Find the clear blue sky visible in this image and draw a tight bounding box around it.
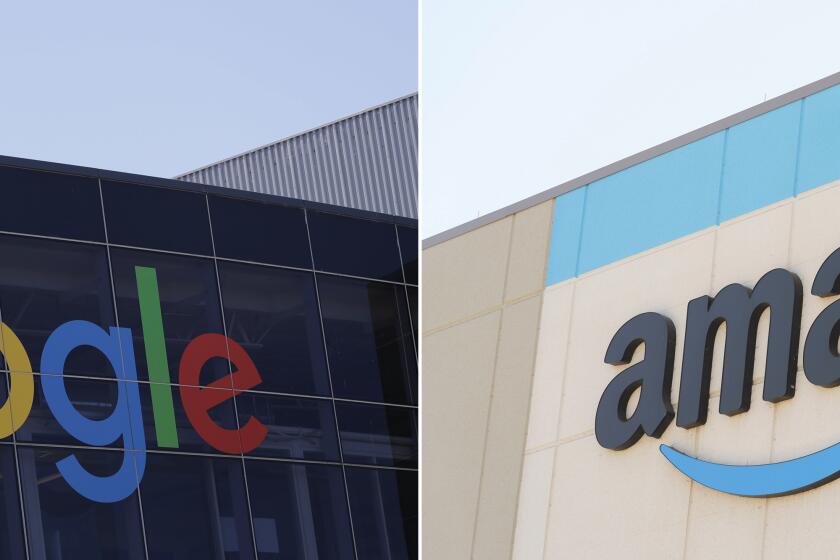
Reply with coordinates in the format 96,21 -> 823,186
423,0 -> 840,236
0,1 -> 417,178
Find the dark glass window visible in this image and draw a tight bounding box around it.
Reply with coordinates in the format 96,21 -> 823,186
110,249 -> 226,385
308,211 -> 402,281
245,460 -> 354,560
235,392 -> 340,461
0,166 -> 105,242
0,375 -> 8,443
101,181 -> 213,255
0,445 -> 26,559
209,196 -> 311,268
218,262 -> 330,396
14,375 -> 131,449
397,226 -> 418,285
0,235 -> 115,377
336,402 -> 417,468
346,467 -> 417,560
17,447 -> 146,560
317,275 -> 416,404
137,382 -> 238,454
140,453 -> 254,559
406,286 -> 418,349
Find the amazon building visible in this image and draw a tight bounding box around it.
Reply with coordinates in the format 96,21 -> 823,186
423,73 -> 840,559
0,95 -> 418,559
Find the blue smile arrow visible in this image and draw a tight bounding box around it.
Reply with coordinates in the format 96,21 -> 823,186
659,442 -> 840,497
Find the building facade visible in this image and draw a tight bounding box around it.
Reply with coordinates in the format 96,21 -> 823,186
0,145 -> 417,558
423,71 -> 840,559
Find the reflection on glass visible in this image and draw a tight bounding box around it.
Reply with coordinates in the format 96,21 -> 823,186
397,226 -> 417,285
235,392 -> 340,461
336,402 -> 418,468
308,211 -> 403,282
0,166 -> 105,242
245,460 -> 354,560
0,445 -> 26,559
218,262 -> 330,396
17,447 -> 145,560
0,235 -> 115,377
14,375 -> 128,449
209,196 -> 312,268
138,381 -> 237,454
346,467 -> 417,560
318,275 -> 416,404
110,248 -> 227,385
140,453 -> 254,559
101,181 -> 213,255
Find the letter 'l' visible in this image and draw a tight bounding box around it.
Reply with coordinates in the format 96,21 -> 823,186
135,266 -> 179,448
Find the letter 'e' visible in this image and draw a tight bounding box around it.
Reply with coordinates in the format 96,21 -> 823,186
595,312 -> 676,450
179,334 -> 268,454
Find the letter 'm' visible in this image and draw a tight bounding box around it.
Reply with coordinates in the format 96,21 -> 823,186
677,268 -> 802,428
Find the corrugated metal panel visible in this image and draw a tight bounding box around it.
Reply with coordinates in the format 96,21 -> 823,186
175,94 -> 418,219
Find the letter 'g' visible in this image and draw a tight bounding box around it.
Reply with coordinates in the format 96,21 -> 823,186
41,321 -> 146,503
0,322 -> 35,438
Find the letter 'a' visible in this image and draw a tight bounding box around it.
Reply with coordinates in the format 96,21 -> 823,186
595,312 -> 676,450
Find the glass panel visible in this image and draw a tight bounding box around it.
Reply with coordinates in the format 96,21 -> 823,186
110,248 -> 227,385
0,235 -> 116,377
335,402 -> 418,468
0,165 -> 105,241
218,261 -> 329,396
308,211 -> 402,281
235,392 -> 340,461
317,275 -> 416,404
209,196 -> 312,268
397,226 -> 417,285
140,453 -> 254,559
345,467 -> 417,560
0,375 -> 9,443
138,382 -> 238,454
101,181 -> 213,255
13,374 -> 130,449
0,445 -> 26,559
17,447 -> 146,560
406,285 -> 418,348
245,460 -> 354,560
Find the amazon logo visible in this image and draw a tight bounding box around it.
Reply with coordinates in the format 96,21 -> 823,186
596,245 -> 840,497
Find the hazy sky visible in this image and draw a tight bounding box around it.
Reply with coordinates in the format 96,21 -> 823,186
0,1 -> 417,178
423,0 -> 840,237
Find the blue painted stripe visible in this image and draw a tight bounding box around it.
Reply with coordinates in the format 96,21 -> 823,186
578,133 -> 724,275
660,443 -> 840,497
545,83 -> 840,287
545,188 -> 586,285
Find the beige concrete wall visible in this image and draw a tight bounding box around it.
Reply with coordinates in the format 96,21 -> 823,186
513,178 -> 840,559
422,200 -> 553,560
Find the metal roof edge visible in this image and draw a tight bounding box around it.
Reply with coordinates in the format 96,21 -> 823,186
174,92 -> 418,179
423,70 -> 840,249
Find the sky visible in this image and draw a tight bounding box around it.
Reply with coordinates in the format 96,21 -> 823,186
0,1 -> 417,178
422,0 -> 840,237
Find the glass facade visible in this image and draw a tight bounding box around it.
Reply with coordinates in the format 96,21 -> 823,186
0,164 -> 418,559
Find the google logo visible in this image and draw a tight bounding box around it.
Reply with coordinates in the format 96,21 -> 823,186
0,265 -> 267,504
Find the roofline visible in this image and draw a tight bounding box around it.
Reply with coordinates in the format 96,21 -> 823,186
0,153 -> 417,228
423,70 -> 840,249
174,92 -> 418,179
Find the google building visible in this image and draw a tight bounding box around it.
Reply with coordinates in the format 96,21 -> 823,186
0,95 -> 417,559
423,72 -> 840,558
